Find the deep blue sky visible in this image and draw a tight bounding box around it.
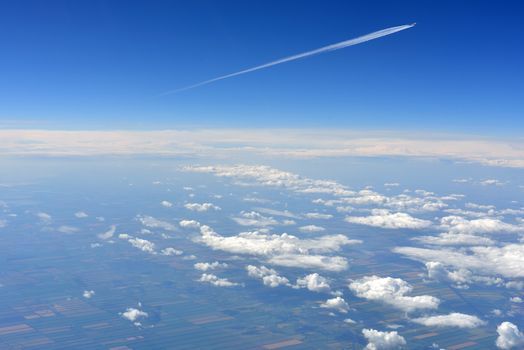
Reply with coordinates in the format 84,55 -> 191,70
0,0 -> 523,134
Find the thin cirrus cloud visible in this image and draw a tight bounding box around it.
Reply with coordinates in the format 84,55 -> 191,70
160,24 -> 415,94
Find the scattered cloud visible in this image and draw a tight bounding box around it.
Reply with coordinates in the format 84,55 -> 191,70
137,215 -> 177,231
98,225 -> 116,240
414,233 -> 495,246
424,261 -> 505,288
480,179 -> 506,186
299,225 -> 325,233
128,237 -> 156,254
304,212 -> 333,219
268,254 -> 349,272
233,211 -> 279,227
383,194 -> 448,213
453,178 -> 471,183
37,212 -> 52,223
184,165 -> 354,197
229,211 -> 297,227
465,202 -> 496,210
179,219 -> 201,228
75,211 -> 88,218
161,200 -> 173,208
492,309 -> 504,317
255,208 -> 299,219
338,190 -> 386,205
161,247 -> 183,256
57,225 -> 79,234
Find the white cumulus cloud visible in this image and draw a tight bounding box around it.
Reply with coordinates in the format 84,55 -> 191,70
198,273 -> 239,287
299,225 -> 326,233
440,216 -> 524,235
137,215 -> 177,231
194,261 -> 228,271
161,247 -> 183,256
184,202 -> 221,212
394,244 -> 524,279
304,213 -> 333,219
161,200 -> 173,208
348,275 -> 439,312
246,265 -> 290,288
268,254 -> 349,272
320,296 -> 350,313
197,224 -> 358,271
37,212 -> 52,223
98,225 -> 116,240
496,322 -> 524,349
362,328 -> 406,350
128,238 -> 156,254
345,209 -> 432,230
411,313 -> 486,328
414,233 -> 495,246
179,219 -> 201,228
295,273 -> 331,293
233,211 -> 279,227
83,290 -> 95,299
57,225 -> 79,234
121,307 -> 148,322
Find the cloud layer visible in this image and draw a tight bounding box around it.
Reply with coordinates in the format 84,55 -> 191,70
2,129 -> 524,168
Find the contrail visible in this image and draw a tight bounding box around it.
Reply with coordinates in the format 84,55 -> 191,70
161,23 -> 415,95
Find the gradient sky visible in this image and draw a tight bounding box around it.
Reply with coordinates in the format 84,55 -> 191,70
0,0 -> 523,134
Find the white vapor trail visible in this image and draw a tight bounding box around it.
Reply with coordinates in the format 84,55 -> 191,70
161,23 -> 415,95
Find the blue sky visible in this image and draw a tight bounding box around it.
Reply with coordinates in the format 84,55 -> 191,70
0,0 -> 523,134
